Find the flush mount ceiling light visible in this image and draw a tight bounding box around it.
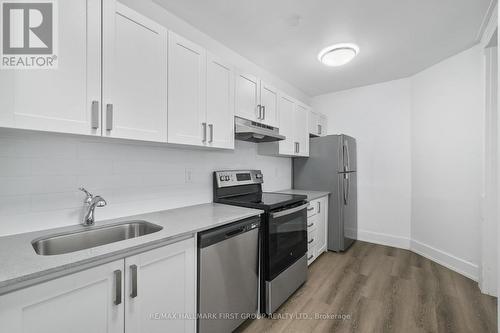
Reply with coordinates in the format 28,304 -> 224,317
318,43 -> 360,67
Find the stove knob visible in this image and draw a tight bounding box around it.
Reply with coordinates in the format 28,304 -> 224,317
219,176 -> 225,181
225,176 -> 230,181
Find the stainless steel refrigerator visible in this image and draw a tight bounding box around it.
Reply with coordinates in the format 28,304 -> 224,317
293,134 -> 357,252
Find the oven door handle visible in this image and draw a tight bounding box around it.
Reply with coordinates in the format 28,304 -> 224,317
270,203 -> 309,218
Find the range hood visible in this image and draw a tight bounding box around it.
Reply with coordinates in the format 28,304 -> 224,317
235,117 -> 286,143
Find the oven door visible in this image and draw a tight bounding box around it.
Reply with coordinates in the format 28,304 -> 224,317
266,202 -> 308,281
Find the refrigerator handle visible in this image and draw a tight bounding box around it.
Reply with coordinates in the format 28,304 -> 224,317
346,174 -> 350,204
345,140 -> 350,172
343,174 -> 347,205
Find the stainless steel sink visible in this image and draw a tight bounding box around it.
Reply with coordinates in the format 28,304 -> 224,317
32,221 -> 163,255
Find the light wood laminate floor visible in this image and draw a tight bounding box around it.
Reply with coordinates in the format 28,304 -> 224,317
237,241 -> 497,333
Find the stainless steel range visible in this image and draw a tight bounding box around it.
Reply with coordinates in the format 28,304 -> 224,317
213,170 -> 308,315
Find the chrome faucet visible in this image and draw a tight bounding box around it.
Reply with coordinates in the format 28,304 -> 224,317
79,187 -> 107,226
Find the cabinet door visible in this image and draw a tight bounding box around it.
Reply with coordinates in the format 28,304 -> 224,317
235,72 -> 260,122
278,94 -> 296,155
294,103 -> 310,157
260,81 -> 279,127
125,238 -> 196,333
316,196 -> 329,254
0,0 -> 101,135
309,111 -> 320,136
0,260 -> 124,333
168,33 -> 207,146
319,114 -> 328,136
103,2 -> 167,142
206,53 -> 235,149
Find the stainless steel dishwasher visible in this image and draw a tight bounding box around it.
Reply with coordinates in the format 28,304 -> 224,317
198,216 -> 260,333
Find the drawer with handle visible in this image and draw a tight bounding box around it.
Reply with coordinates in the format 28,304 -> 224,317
307,214 -> 318,230
307,200 -> 318,217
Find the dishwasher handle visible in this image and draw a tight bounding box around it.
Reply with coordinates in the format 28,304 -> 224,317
198,216 -> 261,249
225,226 -> 246,238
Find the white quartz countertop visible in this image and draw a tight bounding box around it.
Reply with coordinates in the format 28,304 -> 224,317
277,189 -> 330,201
0,203 -> 263,295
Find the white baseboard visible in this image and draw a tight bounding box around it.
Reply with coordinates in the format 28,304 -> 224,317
410,239 -> 479,281
357,229 -> 411,250
356,230 -> 479,282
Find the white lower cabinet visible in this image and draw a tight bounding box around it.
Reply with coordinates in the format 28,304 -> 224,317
125,238 -> 196,333
0,237 -> 196,333
307,196 -> 329,265
0,260 -> 125,333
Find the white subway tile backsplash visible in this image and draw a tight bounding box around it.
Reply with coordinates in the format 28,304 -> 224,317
0,131 -> 291,236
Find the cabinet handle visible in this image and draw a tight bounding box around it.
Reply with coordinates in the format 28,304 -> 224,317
262,106 -> 266,120
308,254 -> 314,260
317,202 -> 321,213
308,238 -> 314,244
106,104 -> 113,131
91,101 -> 99,129
114,269 -> 122,305
202,122 -> 207,143
208,124 -> 214,143
307,207 -> 314,211
307,222 -> 314,227
318,124 -> 322,135
130,264 -> 138,299
256,105 -> 262,119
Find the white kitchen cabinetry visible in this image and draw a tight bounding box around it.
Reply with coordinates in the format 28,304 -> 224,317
0,0 -> 101,136
235,72 -> 260,122
309,111 -> 328,137
294,103 -> 310,157
0,260 -> 125,333
307,196 -> 328,265
319,114 -> 328,136
206,53 -> 235,149
103,2 -> 168,142
260,81 -> 279,127
125,237 -> 196,333
0,238 -> 196,333
258,94 -> 310,157
235,73 -> 279,127
167,32 -> 207,147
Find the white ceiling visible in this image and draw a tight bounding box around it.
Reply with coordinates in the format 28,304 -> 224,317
153,0 -> 494,96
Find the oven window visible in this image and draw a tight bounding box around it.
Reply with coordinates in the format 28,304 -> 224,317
267,208 -> 307,280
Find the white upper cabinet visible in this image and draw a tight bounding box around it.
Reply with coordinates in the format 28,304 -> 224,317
260,81 -> 279,127
206,53 -> 235,149
258,93 -> 310,157
309,111 -> 320,136
235,72 -> 260,122
0,0 -> 101,136
103,2 -> 167,142
235,74 -> 279,127
294,103 -> 310,157
277,94 -> 296,155
308,110 -> 328,137
167,32 -> 207,146
0,260 -> 124,333
319,114 -> 328,136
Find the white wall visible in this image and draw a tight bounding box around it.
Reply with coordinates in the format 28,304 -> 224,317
312,79 -> 412,249
411,45 -> 484,280
0,129 -> 291,237
312,45 -> 485,281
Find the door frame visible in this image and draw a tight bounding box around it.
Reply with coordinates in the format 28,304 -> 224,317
479,1 -> 498,301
